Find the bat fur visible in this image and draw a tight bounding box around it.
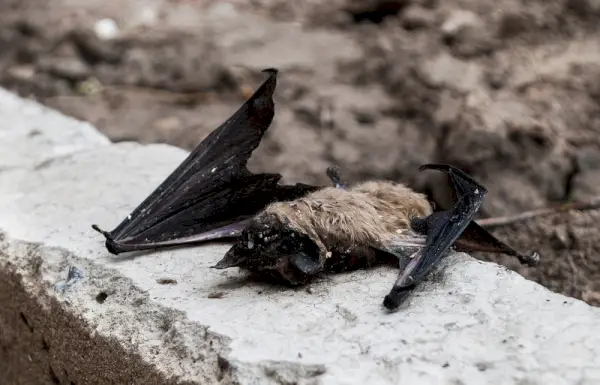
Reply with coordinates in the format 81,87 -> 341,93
264,181 -> 431,252
215,179 -> 436,285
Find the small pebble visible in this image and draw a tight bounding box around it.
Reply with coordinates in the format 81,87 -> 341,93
441,10 -> 482,38
93,18 -> 119,40
497,12 -> 534,39
156,278 -> 178,285
401,6 -> 434,30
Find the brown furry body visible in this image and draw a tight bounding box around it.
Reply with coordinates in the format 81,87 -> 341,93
261,181 -> 432,256
237,181 -> 433,284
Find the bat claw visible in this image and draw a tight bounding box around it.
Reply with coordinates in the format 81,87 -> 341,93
91,225 -> 123,255
383,286 -> 413,311
418,163 -> 447,172
419,163 -> 485,194
521,252 -> 540,267
418,163 -> 462,173
326,166 -> 346,189
91,224 -> 110,238
261,67 -> 279,75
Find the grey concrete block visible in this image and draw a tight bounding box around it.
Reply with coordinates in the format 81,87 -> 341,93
1,89 -> 600,385
0,88 -> 109,171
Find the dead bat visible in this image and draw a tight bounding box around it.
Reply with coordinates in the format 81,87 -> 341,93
92,68 -> 539,310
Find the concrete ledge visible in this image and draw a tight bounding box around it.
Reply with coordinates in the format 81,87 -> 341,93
0,89 -> 109,171
1,89 -> 600,385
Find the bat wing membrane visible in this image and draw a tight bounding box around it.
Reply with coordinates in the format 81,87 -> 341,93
92,68 -> 319,254
383,164 -> 538,310
383,164 -> 487,310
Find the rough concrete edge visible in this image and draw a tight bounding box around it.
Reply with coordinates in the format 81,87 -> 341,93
0,86 -> 337,384
0,212 -> 335,385
0,232 -> 235,385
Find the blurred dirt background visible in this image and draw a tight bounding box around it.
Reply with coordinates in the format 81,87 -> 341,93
1,0 -> 599,305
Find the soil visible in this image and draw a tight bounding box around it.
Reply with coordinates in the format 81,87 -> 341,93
1,0 -> 600,305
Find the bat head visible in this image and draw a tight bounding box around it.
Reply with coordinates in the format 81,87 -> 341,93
212,213 -> 323,285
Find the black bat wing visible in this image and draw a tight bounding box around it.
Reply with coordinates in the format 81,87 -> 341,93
453,221 -> 539,266
383,164 -> 487,310
92,68 -> 320,255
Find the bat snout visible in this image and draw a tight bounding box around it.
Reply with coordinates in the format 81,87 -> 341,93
212,245 -> 248,269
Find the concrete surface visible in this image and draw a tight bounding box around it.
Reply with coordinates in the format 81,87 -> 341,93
0,88 -> 110,171
1,89 -> 600,385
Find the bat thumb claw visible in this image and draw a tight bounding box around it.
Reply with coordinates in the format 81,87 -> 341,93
91,225 -> 123,255
418,163 -> 450,172
91,224 -> 110,238
382,285 -> 413,311
261,67 -> 279,75
326,165 -> 346,189
522,251 -> 540,267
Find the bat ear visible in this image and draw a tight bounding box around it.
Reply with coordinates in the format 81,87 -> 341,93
289,252 -> 322,275
212,245 -> 247,269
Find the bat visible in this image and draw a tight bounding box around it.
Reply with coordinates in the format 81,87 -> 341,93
92,68 -> 539,310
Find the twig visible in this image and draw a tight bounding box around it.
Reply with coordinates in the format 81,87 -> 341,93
477,196 -> 600,229
566,252 -> 578,294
